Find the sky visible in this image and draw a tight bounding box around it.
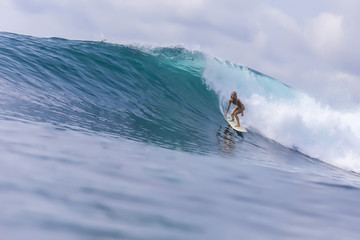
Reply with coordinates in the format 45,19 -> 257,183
1,0 -> 359,108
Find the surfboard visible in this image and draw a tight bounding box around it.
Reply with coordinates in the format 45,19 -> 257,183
226,118 -> 247,133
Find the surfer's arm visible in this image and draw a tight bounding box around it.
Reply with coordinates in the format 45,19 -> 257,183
225,100 -> 231,117
239,100 -> 245,116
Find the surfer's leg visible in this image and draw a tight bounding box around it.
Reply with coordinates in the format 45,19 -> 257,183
230,107 -> 238,121
234,109 -> 241,127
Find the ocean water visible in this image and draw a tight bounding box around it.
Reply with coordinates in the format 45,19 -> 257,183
1,32 -> 360,239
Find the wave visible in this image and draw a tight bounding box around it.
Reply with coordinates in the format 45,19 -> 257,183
1,32 -> 359,172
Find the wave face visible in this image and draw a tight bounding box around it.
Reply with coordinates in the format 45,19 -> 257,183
0,32 -> 222,154
0,32 -> 359,172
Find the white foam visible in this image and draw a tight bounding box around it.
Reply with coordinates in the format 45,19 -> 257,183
203,55 -> 360,172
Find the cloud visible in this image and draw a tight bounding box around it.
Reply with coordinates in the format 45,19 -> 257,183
304,13 -> 344,56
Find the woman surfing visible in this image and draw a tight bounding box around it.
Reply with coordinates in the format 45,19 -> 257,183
224,91 -> 245,127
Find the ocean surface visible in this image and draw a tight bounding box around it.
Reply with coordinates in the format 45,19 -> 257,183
1,32 -> 360,239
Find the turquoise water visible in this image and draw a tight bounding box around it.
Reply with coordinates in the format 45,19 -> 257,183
1,32 -> 360,239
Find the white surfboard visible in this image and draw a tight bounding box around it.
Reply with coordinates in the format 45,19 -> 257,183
226,118 -> 247,133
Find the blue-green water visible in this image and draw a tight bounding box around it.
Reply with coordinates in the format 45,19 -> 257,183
1,32 -> 360,239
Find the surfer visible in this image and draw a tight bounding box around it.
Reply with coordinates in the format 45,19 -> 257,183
224,91 -> 245,127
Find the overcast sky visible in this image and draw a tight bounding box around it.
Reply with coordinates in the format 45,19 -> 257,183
1,0 -> 359,108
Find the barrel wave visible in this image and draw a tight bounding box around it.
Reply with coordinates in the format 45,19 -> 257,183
1,32 -> 359,172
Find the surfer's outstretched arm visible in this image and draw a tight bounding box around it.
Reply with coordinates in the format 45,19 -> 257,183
224,100 -> 231,118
